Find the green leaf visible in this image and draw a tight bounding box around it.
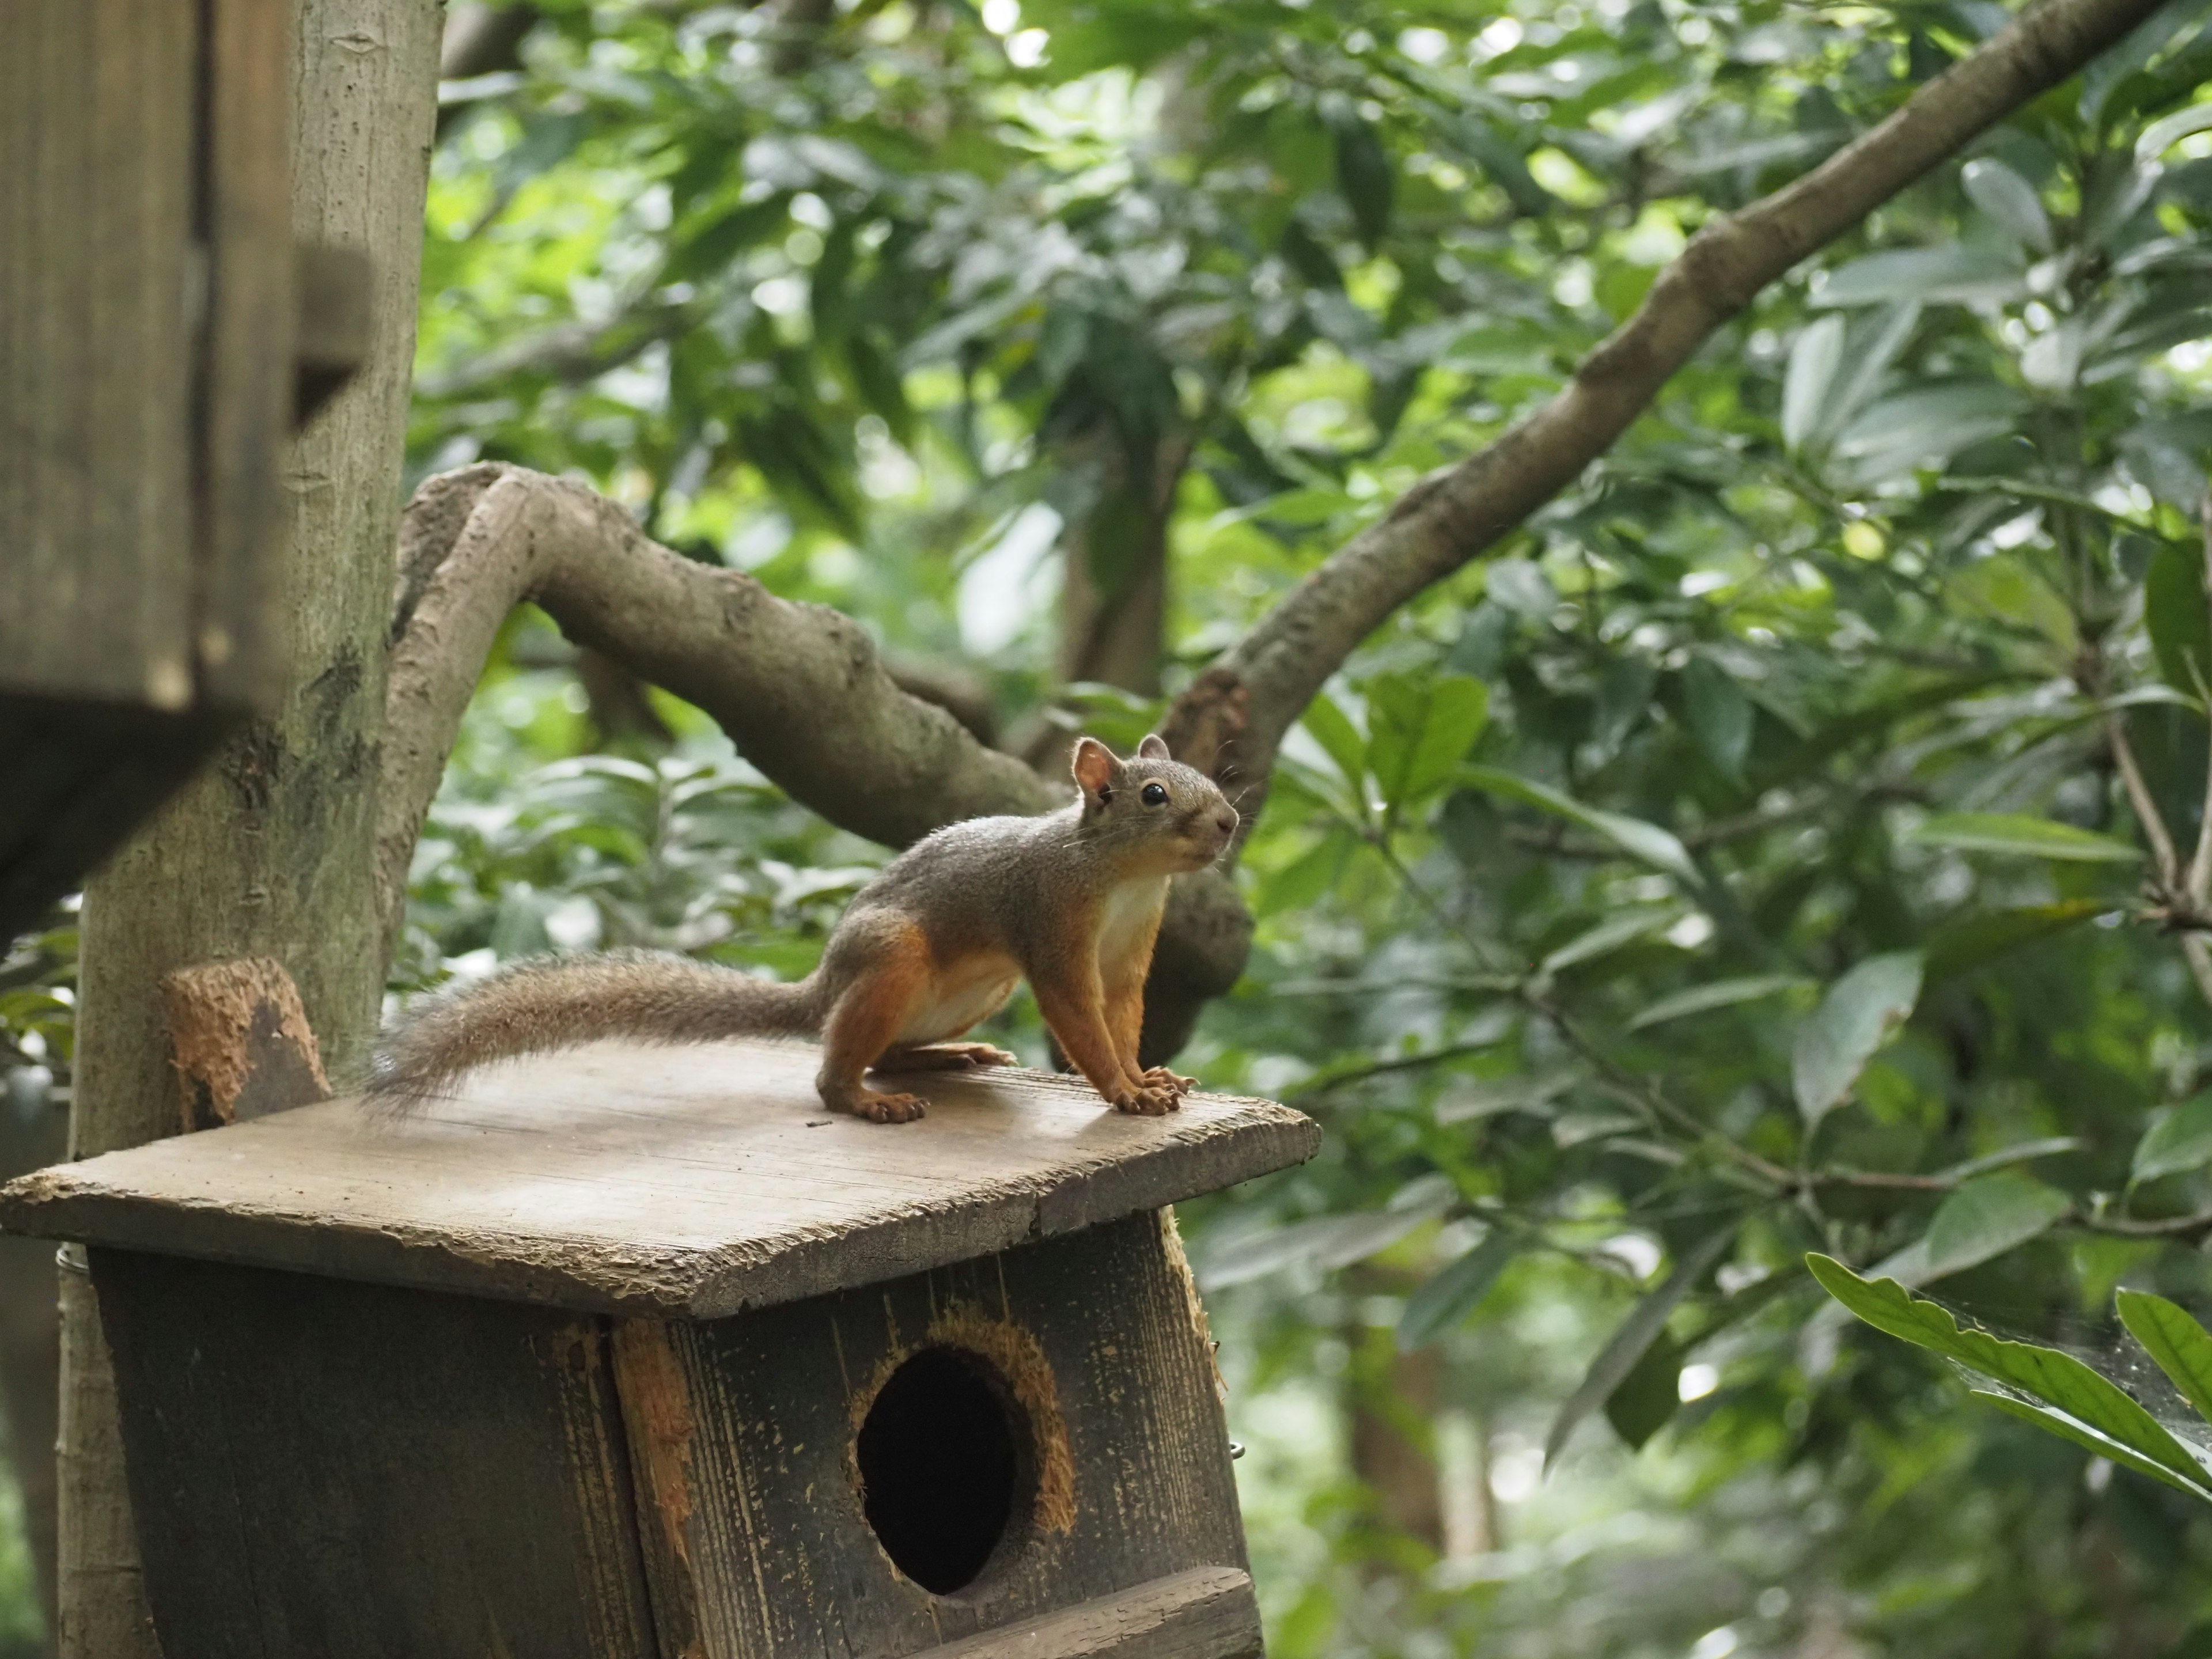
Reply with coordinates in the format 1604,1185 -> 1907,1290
2139,101 -> 2212,161
1334,117 -> 1394,249
1910,812 -> 2143,863
1198,1190 -> 1450,1289
1808,1255 -> 2212,1497
2117,1290 -> 2212,1425
1782,315 -> 1846,453
1923,1173 -> 2071,1280
1604,1329 -> 1683,1450
1971,1391 -> 2212,1501
2132,1090 -> 2212,1183
1961,158 -> 2054,255
668,194 -> 789,281
1938,1138 -> 2085,1181
1399,1232 -> 1518,1350
1259,828 -> 1356,918
1681,658 -> 1752,782
1300,695 -> 1370,795
1369,675 -> 1490,818
2146,540 -> 2212,696
1791,951 -> 1923,1126
1460,767 -> 1698,882
1437,115 -> 1556,217
1816,244 -> 2025,308
1435,1067 -> 1584,1125
1546,1228 -> 1736,1469
1923,900 -> 2112,983
1627,974 -> 1810,1031
1540,907 -> 1682,976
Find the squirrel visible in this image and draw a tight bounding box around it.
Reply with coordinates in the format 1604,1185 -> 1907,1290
369,734 -> 1240,1123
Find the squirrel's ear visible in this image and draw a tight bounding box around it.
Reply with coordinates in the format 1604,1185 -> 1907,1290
1071,736 -> 1120,798
1137,733 -> 1171,761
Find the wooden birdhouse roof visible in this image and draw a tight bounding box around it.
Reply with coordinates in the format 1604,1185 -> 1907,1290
0,1039 -> 1317,1318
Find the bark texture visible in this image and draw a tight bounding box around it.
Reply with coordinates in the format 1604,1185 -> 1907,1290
1159,0 -> 2173,793
57,3 -> 442,1653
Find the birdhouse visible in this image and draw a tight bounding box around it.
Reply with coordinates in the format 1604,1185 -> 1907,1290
0,1039 -> 1318,1659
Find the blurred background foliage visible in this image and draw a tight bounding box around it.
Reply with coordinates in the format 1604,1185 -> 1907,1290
12,0 -> 2212,1651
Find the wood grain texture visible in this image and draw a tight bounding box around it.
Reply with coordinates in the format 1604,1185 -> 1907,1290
0,0 -> 196,709
1,1039 -> 1319,1317
92,1248 -> 661,1659
617,1212 -> 1252,1659
196,0 -> 297,710
915,1568 -> 1261,1659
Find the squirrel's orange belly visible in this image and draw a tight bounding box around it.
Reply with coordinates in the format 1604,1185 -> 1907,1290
897,963 -> 1021,1043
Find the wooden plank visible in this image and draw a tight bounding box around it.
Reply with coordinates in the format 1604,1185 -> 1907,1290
916,1569 -> 1262,1659
195,0 -> 297,709
0,0 -> 196,707
616,1213 -> 1252,1659
0,1039 -> 1319,1317
92,1249 -> 662,1659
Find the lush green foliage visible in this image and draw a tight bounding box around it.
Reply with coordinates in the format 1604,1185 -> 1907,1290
1813,1255 -> 2212,1502
13,0 -> 2212,1651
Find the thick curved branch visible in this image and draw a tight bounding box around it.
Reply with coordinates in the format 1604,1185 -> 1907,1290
381,465 -> 1249,1048
1163,0 -> 2168,790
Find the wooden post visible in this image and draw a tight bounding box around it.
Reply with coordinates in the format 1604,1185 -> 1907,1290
56,2 -> 442,1653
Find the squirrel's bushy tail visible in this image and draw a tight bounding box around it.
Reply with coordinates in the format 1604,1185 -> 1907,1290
368,949 -> 825,1107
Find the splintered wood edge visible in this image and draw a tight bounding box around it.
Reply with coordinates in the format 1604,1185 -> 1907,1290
912,1567 -> 1260,1659
0,1098 -> 1320,1320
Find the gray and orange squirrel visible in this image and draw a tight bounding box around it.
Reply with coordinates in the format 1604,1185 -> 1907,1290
369,734 -> 1240,1123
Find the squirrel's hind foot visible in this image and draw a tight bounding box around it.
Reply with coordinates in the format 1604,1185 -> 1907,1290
1140,1066 -> 1196,1096
876,1042 -> 1018,1072
843,1088 -> 929,1123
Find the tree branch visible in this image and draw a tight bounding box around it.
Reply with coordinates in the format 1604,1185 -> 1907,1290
1162,0 -> 2170,794
414,296 -> 704,400
381,465 -> 1249,1052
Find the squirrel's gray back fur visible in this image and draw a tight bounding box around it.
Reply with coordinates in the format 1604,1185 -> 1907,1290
368,949 -> 825,1106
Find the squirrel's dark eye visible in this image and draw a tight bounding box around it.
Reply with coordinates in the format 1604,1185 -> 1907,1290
1142,782 -> 1169,806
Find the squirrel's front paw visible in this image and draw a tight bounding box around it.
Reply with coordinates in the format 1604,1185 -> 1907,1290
1113,1082 -> 1181,1116
1141,1066 -> 1197,1096
853,1090 -> 928,1124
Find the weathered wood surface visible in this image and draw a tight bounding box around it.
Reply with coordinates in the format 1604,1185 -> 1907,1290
93,1248 -> 661,1659
618,1211 -> 1252,1659
1,1037 -> 1319,1316
0,0 -> 300,941
160,956 -> 332,1132
917,1569 -> 1261,1659
89,1214 -> 1256,1659
0,0 -> 196,711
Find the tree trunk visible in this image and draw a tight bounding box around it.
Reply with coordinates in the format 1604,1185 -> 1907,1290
55,5 -> 440,1653
1055,435 -> 1185,699
1344,1278 -> 1445,1560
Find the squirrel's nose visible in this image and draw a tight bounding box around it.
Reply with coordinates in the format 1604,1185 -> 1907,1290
1215,812 -> 1237,836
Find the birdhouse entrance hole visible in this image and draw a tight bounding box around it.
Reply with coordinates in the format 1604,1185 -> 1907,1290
857,1344 -> 1035,1594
